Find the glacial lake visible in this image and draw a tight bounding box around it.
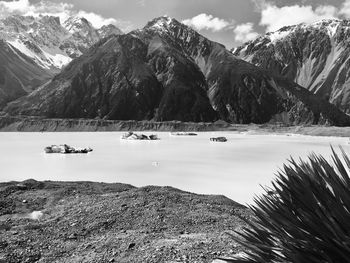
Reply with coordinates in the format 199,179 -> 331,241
0,132 -> 349,205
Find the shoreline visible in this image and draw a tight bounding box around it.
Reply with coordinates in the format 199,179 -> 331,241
1,116 -> 350,137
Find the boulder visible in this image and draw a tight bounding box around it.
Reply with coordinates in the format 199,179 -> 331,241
210,137 -> 227,142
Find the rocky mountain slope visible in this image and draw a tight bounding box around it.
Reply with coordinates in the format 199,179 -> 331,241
0,180 -> 250,263
0,40 -> 54,108
233,19 -> 350,114
0,15 -> 122,107
5,17 -> 350,125
0,116 -> 229,132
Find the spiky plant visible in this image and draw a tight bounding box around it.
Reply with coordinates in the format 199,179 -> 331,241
229,147 -> 350,263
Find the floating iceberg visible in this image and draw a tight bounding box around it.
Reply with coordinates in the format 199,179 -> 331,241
121,132 -> 159,141
44,144 -> 93,154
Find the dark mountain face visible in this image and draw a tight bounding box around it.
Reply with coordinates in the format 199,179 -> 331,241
233,19 -> 350,114
5,17 -> 350,125
0,40 -> 53,108
98,24 -> 123,39
139,17 -> 350,125
5,33 -> 216,122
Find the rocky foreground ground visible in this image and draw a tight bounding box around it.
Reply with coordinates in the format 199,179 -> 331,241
0,180 -> 251,263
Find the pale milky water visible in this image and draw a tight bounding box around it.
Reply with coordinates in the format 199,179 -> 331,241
0,132 -> 349,205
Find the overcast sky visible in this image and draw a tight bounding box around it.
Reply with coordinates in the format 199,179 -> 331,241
1,0 -> 350,48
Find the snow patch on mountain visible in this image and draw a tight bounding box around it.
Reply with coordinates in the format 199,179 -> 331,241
152,16 -> 172,29
267,30 -> 290,43
43,51 -> 73,69
7,39 -> 50,69
310,19 -> 341,37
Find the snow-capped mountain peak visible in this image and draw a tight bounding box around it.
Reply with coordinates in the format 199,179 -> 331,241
240,19 -> 345,48
0,14 -> 123,70
143,16 -> 178,33
233,18 -> 350,114
142,16 -> 205,42
63,16 -> 93,33
151,16 -> 173,28
98,24 -> 123,38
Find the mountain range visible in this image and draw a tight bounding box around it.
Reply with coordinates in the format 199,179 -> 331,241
0,14 -> 122,107
2,15 -> 350,126
233,19 -> 350,115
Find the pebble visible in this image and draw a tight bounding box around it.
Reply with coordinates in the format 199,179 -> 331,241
0,241 -> 8,249
128,243 -> 136,250
16,184 -> 27,190
68,233 -> 77,240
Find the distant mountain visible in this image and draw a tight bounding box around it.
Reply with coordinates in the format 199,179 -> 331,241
233,19 -> 350,114
0,15 -> 123,70
0,14 -> 122,107
5,17 -> 350,126
0,40 -> 53,107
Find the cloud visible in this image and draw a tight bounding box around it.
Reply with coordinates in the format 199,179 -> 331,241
339,0 -> 350,18
0,0 -> 32,13
0,0 -> 130,30
234,23 -> 259,42
0,0 -> 75,24
251,0 -> 268,11
137,0 -> 146,7
260,4 -> 338,32
76,11 -> 120,29
182,13 -> 232,32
